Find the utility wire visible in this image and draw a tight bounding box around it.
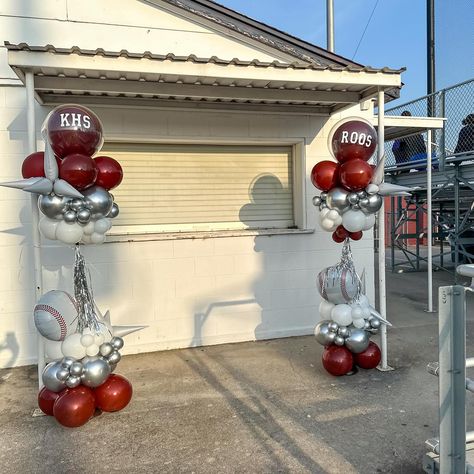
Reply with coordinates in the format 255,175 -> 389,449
352,0 -> 380,60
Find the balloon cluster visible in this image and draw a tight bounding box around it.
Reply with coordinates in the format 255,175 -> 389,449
1,104 -> 123,245
314,241 -> 390,376
34,247 -> 143,427
311,118 -> 411,242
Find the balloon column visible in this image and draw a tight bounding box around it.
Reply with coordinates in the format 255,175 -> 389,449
1,104 -> 123,245
311,118 -> 412,376
311,118 -> 413,243
36,247 -> 143,427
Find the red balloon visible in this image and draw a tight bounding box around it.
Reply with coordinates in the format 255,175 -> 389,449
331,120 -> 377,163
93,374 -> 132,412
38,387 -> 61,416
349,231 -> 363,241
47,105 -> 103,158
332,232 -> 345,243
335,225 -> 349,240
22,152 -> 46,178
59,154 -> 98,190
311,161 -> 340,191
93,156 -> 123,190
322,345 -> 354,376
53,386 -> 95,428
339,159 -> 373,191
355,341 -> 381,369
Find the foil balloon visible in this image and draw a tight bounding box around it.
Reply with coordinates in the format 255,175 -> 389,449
38,195 -> 70,220
344,328 -> 370,354
82,185 -> 114,219
42,361 -> 67,393
81,356 -> 111,388
359,194 -> 383,215
326,187 -> 350,213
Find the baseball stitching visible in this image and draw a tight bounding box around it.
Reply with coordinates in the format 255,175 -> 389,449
35,304 -> 67,340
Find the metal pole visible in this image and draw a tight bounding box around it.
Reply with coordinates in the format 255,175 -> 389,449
427,129 -> 434,312
26,71 -> 44,388
427,0 -> 436,97
326,0 -> 334,52
377,88 -> 390,370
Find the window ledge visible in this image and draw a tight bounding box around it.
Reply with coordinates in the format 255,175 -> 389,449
105,228 -> 315,243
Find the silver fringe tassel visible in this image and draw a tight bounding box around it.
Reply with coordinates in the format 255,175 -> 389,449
74,245 -> 102,333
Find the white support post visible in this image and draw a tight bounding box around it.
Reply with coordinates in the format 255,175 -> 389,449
377,89 -> 390,371
26,71 -> 45,388
427,129 -> 434,312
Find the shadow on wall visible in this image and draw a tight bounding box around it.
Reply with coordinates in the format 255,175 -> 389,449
192,174 -> 290,346
0,332 -> 20,369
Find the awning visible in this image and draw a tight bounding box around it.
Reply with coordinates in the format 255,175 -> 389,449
373,115 -> 445,141
6,43 -> 403,114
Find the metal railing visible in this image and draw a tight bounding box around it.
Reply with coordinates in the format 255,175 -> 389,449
385,78 -> 474,170
424,264 -> 474,473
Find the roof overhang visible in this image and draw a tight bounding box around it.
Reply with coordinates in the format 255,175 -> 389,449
372,115 -> 446,141
6,43 -> 403,115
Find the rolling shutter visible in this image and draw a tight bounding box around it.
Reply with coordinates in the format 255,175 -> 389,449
103,144 -> 294,233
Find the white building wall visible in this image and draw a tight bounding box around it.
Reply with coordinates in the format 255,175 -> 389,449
0,1 -> 375,368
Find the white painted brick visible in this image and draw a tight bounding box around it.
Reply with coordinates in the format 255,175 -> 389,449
195,255 -> 234,276
153,257 -> 195,278
175,275 -> 216,298
173,238 -> 214,258
233,253 -> 264,275
128,240 -> 174,261
213,236 -> 255,255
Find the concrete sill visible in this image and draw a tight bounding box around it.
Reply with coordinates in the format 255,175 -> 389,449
105,228 -> 315,243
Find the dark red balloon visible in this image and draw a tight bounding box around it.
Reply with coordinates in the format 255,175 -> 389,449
322,345 -> 354,376
349,231 -> 363,241
38,387 -> 61,416
47,105 -> 103,158
332,232 -> 345,243
93,156 -> 123,190
59,154 -> 98,190
21,152 -> 60,178
93,374 -> 132,412
355,341 -> 381,369
53,386 -> 95,428
311,161 -> 340,191
335,225 -> 349,240
331,120 -> 377,163
339,159 -> 373,191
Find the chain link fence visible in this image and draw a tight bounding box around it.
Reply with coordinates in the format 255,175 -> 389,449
384,78 -> 474,169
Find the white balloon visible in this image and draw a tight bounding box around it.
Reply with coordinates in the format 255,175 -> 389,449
351,305 -> 364,320
353,318 -> 366,328
362,213 -> 376,231
319,300 -> 335,319
320,217 -> 339,232
327,209 -> 340,220
94,218 -> 111,234
61,333 -> 87,359
86,344 -> 100,357
94,333 -> 105,346
56,221 -> 84,245
81,234 -> 93,244
358,295 -> 370,307
331,304 -> 353,326
81,333 -> 95,347
362,306 -> 371,318
90,232 -> 106,244
320,208 -> 331,219
43,338 -> 64,361
82,221 -> 95,235
366,183 -> 379,195
39,217 -> 59,241
342,210 -> 366,233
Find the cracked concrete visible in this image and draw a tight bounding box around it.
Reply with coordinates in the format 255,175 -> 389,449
1,267 -> 473,473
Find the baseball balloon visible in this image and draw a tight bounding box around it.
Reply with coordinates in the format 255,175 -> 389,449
34,291 -> 78,341
59,154 -> 98,190
45,104 -> 104,158
317,265 -> 360,304
354,341 -> 381,369
330,119 -> 377,163
311,161 -> 339,191
93,156 -> 123,190
53,385 -> 96,428
339,159 -> 373,191
93,374 -> 133,412
322,345 -> 354,376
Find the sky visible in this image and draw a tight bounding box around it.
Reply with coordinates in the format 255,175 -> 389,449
217,0 -> 473,106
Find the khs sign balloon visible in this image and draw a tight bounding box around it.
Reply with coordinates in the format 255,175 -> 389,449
330,119 -> 377,163
45,105 -> 104,158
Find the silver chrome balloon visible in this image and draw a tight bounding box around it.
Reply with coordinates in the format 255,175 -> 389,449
328,321 -> 339,333
109,363 -> 117,373
38,195 -> 70,220
63,210 -> 77,223
66,375 -> 81,388
42,361 -> 67,393
360,194 -> 383,215
334,335 -> 345,346
82,186 -> 113,219
320,192 -> 328,200
312,196 -> 321,207
337,326 -> 350,338
99,342 -> 114,358
344,329 -> 370,354
61,357 -> 75,369
111,337 -> 124,350
369,318 -> 381,329
81,357 -> 111,388
356,190 -> 367,199
314,321 -> 336,346
69,361 -> 84,376
108,350 -> 122,365
326,187 -> 350,213
364,321 -> 371,330
347,192 -> 359,205
69,198 -> 85,212
319,202 -> 328,210
56,368 -> 70,382
107,203 -> 120,219
77,208 -> 91,224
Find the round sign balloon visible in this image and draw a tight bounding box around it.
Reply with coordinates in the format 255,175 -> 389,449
43,104 -> 104,158
329,118 -> 377,163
